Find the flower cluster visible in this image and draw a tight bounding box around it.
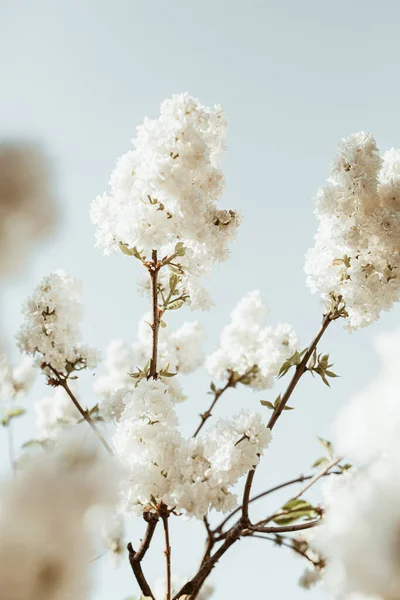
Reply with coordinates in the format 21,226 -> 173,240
16,270 -> 99,376
91,94 -> 240,310
113,378 -> 271,519
34,386 -> 81,440
305,133 -> 400,329
95,318 -> 204,419
0,436 -> 118,600
0,142 -> 58,278
317,457 -> 400,600
206,290 -> 298,389
334,329 -> 400,463
0,354 -> 35,403
317,330 -> 400,600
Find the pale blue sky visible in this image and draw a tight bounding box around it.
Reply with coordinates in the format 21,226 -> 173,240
2,1 -> 400,599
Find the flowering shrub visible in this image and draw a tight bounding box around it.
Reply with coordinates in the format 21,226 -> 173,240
2,94 -> 400,600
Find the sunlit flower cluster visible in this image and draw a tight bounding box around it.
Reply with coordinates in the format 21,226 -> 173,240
305,133 -> 400,329
113,378 -> 271,519
16,270 -> 99,376
90,93 -> 240,309
206,290 -> 298,389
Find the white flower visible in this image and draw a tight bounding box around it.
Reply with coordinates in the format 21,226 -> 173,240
114,378 -> 271,519
334,329 -> 400,463
90,93 -> 239,309
16,270 -> 99,376
35,386 -> 81,440
0,436 -> 118,600
0,354 -> 35,403
305,132 -> 400,329
0,142 -> 58,277
317,453 -> 400,599
206,291 -> 298,389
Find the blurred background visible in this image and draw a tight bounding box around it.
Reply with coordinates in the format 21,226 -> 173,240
1,1 -> 400,598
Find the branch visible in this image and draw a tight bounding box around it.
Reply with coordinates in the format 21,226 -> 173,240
149,249 -> 160,379
162,514 -> 172,600
246,533 -> 323,567
127,514 -> 159,600
268,313 -> 332,431
289,456 -> 342,502
50,367 -> 113,455
248,518 -> 322,534
215,469 -> 342,536
193,367 -> 256,438
240,312 -> 333,524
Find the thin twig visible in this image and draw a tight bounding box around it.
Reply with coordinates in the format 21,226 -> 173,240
49,366 -> 113,455
149,249 -> 160,379
128,514 -> 159,600
162,514 -> 172,600
248,518 -> 322,534
241,313 -> 333,525
193,368 -> 256,438
215,469 -> 343,538
289,456 -> 342,501
246,533 -> 322,567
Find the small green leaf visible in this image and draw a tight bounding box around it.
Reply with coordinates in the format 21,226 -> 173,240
311,456 -> 329,469
317,436 -> 334,458
160,320 -> 167,328
1,407 -> 26,427
260,400 -> 275,410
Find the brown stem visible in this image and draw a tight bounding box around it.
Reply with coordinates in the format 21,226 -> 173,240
193,368 -> 255,438
268,313 -> 332,431
162,514 -> 172,600
248,518 -> 322,534
149,249 -> 160,379
173,523 -> 242,599
247,533 -> 322,567
289,456 -> 342,502
215,469 -> 342,536
240,313 -> 333,525
50,368 -> 113,455
127,514 -> 159,600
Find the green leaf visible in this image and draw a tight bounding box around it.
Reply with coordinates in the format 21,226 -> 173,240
1,407 -> 26,427
311,456 -> 329,469
317,436 -> 334,458
260,400 -> 275,410
160,320 -> 167,328
273,499 -> 318,526
167,300 -> 185,311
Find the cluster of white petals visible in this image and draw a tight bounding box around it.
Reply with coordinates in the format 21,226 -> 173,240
113,378 -> 271,519
318,457 -> 400,600
334,329 -> 400,462
0,354 -> 35,403
318,331 -> 400,600
0,142 -> 58,277
16,270 -> 99,376
90,94 -> 239,310
35,386 -> 80,440
206,290 -> 298,389
305,133 -> 400,329
0,437 -> 118,600
95,318 -> 204,419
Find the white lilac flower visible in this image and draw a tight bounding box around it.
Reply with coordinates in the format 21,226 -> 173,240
113,378 -> 271,519
0,354 -> 35,403
90,93 -> 240,310
16,270 -> 100,376
0,436 -> 118,600
206,290 -> 298,389
95,319 -> 204,419
317,453 -> 400,600
34,386 -> 81,440
0,142 -> 58,277
305,133 -> 400,329
334,329 -> 400,463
